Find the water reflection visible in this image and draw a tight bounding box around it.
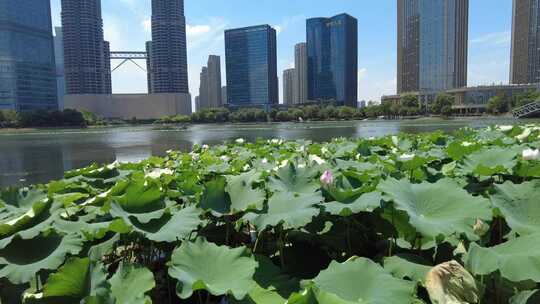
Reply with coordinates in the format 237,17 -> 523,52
0,118 -> 533,188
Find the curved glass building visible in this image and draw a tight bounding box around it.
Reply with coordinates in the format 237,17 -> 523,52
306,14 -> 358,107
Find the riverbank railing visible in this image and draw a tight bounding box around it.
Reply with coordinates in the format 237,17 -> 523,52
513,101 -> 540,118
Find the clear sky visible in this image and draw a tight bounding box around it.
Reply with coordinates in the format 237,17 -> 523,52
50,0 -> 513,103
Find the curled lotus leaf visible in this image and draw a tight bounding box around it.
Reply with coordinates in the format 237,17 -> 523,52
110,205 -> 202,243
23,257 -> 113,304
384,254 -> 432,284
465,234 -> 540,282
510,290 -> 540,304
0,233 -> 83,284
490,181 -> 540,235
425,260 -> 480,304
378,178 -> 492,241
168,238 -> 258,300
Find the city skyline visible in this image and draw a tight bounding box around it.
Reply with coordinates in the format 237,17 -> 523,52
47,0 -> 512,104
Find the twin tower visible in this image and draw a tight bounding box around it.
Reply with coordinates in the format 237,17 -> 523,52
61,0 -> 188,95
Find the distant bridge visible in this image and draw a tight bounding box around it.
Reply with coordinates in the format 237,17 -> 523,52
110,51 -> 148,73
513,101 -> 540,118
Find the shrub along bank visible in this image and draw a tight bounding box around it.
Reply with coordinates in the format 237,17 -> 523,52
1,124 -> 540,303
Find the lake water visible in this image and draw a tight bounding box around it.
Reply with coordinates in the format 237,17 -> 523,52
0,118 -> 533,188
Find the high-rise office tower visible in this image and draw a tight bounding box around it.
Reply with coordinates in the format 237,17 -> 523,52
207,55 -> 222,108
510,0 -> 540,84
54,27 -> 66,109
146,41 -> 154,93
151,0 -> 189,93
283,68 -> 296,105
397,0 -> 468,93
225,25 -> 278,107
307,14 -> 358,107
61,0 -> 111,94
199,67 -> 209,109
294,43 -> 308,104
0,0 -> 57,111
221,86 -> 227,105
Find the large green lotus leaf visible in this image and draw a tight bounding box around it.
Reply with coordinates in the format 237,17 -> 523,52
231,256 -> 300,304
286,286 -> 355,304
24,257 -> 113,304
465,234 -> 540,282
226,171 -> 266,212
168,239 -> 258,300
112,172 -> 165,216
269,163 -> 321,194
458,147 -> 517,176
88,234 -> 121,262
490,181 -> 540,235
200,176 -> 230,214
109,262 -> 154,304
324,191 -> 382,216
378,178 -> 492,240
510,290 -> 540,304
245,191 -> 323,230
111,205 -> 201,243
0,188 -> 48,212
384,254 -> 432,284
446,141 -> 482,161
309,257 -> 416,304
0,199 -> 59,243
0,233 -> 83,284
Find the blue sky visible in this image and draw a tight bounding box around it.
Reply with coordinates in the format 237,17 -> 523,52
50,0 -> 513,103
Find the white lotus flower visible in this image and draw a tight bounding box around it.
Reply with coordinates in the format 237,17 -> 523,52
261,158 -> 268,164
202,144 -> 209,150
399,153 -> 415,162
298,163 -> 306,169
270,138 -> 282,144
146,168 -> 174,179
461,141 -> 474,147
516,128 -> 532,141
220,155 -> 230,162
321,147 -> 329,155
498,125 -> 513,132
391,148 -> 399,154
309,154 -> 326,165
523,148 -> 540,161
243,164 -> 251,171
235,138 -> 245,144
320,170 -> 334,185
368,137 -> 376,140
189,152 -> 200,161
279,159 -> 289,168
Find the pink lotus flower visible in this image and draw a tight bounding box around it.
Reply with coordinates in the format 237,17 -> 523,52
320,170 -> 334,185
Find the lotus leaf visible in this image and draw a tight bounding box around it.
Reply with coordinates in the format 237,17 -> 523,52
309,257 -> 416,304
110,262 -> 155,304
199,176 -> 230,214
378,178 -> 492,240
465,234 -> 540,282
0,233 -> 83,284
510,290 -> 540,304
269,163 -> 320,194
245,191 -> 323,230
384,254 -> 432,283
324,191 -> 382,216
168,239 -> 258,299
459,147 -> 517,176
490,181 -> 540,235
226,170 -> 266,212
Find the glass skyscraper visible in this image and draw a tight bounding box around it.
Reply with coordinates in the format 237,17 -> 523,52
510,0 -> 540,84
0,0 -> 58,111
306,14 -> 358,107
397,0 -> 468,93
225,25 -> 278,106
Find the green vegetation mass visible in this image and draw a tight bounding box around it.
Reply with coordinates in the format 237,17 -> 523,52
1,124 -> 540,303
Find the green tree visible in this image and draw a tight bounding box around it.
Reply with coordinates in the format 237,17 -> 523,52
432,94 -> 455,116
513,90 -> 540,108
487,95 -> 510,114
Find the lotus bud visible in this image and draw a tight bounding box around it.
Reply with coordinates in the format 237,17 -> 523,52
309,154 -> 326,165
399,153 -> 415,162
473,219 -> 490,237
425,261 -> 480,304
522,148 -> 540,161
320,170 -> 334,185
202,144 -> 209,150
235,138 -> 245,144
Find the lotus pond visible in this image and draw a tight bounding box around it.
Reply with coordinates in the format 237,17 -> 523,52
1,124 -> 540,303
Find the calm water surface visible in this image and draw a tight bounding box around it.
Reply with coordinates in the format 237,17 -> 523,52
0,118 -> 534,188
